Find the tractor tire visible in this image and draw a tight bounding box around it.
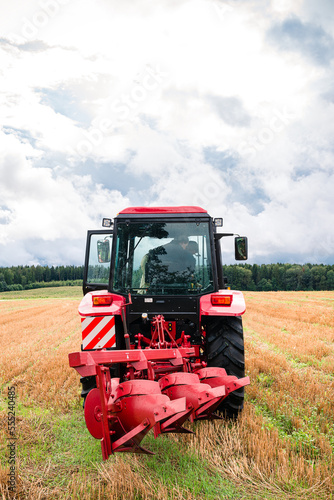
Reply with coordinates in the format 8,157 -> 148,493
205,315 -> 245,419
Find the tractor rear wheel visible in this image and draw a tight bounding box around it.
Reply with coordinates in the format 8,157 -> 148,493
205,315 -> 245,418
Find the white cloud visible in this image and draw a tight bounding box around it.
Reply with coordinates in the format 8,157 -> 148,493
0,130 -> 129,264
0,0 -> 333,266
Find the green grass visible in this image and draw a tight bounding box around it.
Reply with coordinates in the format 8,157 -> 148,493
20,408 -> 102,470
2,406 -> 103,497
0,286 -> 83,300
252,399 -> 334,460
141,433 -> 239,499
1,290 -> 333,499
0,400 -> 240,499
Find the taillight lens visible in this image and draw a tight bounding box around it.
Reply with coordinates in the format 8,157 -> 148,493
211,294 -> 233,306
92,294 -> 113,306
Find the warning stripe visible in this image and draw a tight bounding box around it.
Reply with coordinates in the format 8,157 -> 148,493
81,316 -> 116,350
83,316 -> 115,350
94,326 -> 116,349
81,316 -> 104,340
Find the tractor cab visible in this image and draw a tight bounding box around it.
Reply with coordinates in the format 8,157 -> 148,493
83,206 -> 247,297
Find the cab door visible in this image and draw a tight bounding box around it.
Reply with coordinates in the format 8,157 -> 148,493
83,230 -> 113,295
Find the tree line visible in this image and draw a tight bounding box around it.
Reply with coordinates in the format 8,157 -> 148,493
223,263 -> 334,291
0,265 -> 84,292
0,263 -> 334,292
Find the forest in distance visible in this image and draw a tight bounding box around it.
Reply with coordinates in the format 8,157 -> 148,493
1,262 -> 334,292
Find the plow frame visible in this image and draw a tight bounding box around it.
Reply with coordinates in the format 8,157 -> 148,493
69,346 -> 198,378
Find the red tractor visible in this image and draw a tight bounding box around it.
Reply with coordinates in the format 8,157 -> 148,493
69,206 -> 249,459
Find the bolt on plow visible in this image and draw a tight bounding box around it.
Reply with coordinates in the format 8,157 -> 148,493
69,206 -> 250,459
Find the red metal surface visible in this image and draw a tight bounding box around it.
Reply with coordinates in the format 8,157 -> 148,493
84,388 -> 104,439
118,206 -> 207,214
154,399 -> 194,437
159,372 -> 226,421
200,290 -> 246,317
150,315 -> 178,348
69,346 -> 196,377
197,367 -> 250,396
79,291 -> 126,317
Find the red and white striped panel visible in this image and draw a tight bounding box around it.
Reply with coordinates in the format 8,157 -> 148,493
81,316 -> 116,350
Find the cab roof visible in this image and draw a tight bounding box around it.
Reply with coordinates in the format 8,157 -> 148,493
118,206 -> 207,215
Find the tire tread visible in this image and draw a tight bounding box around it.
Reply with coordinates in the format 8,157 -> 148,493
204,315 -> 245,418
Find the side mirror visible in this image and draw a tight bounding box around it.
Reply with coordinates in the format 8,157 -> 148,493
97,239 -> 110,263
235,236 -> 248,261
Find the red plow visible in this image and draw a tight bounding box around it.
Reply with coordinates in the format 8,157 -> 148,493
69,315 -> 249,460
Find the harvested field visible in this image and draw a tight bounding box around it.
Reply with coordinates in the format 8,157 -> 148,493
0,288 -> 333,499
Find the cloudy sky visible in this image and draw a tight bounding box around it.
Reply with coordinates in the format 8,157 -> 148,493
0,0 -> 333,267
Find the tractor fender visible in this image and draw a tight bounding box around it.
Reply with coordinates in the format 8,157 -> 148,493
78,291 -> 126,317
200,290 -> 246,317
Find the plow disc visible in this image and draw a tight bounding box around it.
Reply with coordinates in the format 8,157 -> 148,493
159,372 -> 226,421
84,388 -> 105,439
83,373 -> 194,459
197,367 -> 250,396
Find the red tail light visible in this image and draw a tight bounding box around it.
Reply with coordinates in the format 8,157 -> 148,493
92,294 -> 113,306
211,294 -> 233,306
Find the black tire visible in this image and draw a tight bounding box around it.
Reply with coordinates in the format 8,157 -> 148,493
80,364 -> 122,407
204,315 -> 245,418
80,376 -> 96,407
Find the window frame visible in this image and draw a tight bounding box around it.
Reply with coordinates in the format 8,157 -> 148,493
111,217 -> 217,296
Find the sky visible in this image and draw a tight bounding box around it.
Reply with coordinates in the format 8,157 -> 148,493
0,0 -> 333,267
